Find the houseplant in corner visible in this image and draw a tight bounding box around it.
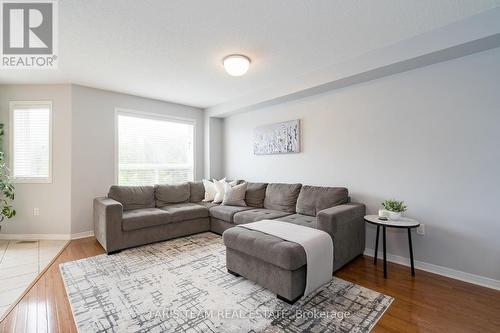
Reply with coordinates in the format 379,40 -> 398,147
0,124 -> 16,231
380,199 -> 407,220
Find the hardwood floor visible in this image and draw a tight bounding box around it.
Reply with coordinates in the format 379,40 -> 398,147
0,237 -> 102,333
1,235 -> 499,332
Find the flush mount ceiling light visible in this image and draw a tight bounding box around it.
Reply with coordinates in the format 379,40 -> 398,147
223,54 -> 251,76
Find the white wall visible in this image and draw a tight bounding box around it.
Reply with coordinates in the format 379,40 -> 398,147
71,85 -> 204,234
222,47 -> 500,282
0,85 -> 72,235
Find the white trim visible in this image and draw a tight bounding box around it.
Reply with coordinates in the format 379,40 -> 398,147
9,100 -> 53,184
0,231 -> 94,240
364,248 -> 500,291
115,107 -> 197,125
113,107 -> 197,184
114,108 -> 119,184
71,230 -> 94,240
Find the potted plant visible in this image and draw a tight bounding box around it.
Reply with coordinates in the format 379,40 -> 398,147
0,124 -> 16,231
380,199 -> 407,220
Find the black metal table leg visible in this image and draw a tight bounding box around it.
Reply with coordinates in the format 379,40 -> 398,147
408,228 -> 415,276
374,225 -> 380,264
383,226 -> 387,278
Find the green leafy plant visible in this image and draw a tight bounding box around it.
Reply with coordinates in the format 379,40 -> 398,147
0,124 -> 16,227
382,199 -> 407,213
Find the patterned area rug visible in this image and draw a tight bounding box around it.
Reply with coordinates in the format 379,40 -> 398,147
60,233 -> 393,332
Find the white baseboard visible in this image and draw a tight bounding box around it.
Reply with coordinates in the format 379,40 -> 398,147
364,248 -> 500,291
0,230 -> 94,241
71,231 -> 94,240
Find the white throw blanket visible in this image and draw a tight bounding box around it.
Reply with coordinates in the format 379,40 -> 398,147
238,220 -> 333,296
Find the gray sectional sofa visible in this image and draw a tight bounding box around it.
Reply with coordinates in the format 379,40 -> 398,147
94,181 -> 366,271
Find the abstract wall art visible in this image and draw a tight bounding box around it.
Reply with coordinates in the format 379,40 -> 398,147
253,119 -> 300,155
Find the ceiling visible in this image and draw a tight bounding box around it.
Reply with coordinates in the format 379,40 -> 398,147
1,0 -> 499,108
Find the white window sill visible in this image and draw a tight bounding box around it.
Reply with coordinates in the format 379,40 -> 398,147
13,178 -> 53,184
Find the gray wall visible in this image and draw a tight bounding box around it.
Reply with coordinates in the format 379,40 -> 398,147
0,84 -> 204,236
204,115 -> 224,179
70,85 -> 204,234
222,47 -> 500,281
0,85 -> 72,235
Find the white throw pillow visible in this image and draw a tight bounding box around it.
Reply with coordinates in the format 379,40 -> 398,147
202,179 -> 218,202
222,182 -> 247,206
212,178 -> 227,203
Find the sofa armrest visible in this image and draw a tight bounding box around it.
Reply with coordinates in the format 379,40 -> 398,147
317,202 -> 366,271
93,197 -> 123,253
317,202 -> 365,235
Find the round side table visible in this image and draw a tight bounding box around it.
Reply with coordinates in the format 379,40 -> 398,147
364,215 -> 420,278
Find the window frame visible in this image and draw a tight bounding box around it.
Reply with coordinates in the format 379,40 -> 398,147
114,108 -> 197,186
9,100 -> 53,184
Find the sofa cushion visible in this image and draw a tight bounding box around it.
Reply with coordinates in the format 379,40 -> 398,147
209,205 -> 253,223
189,181 -> 205,203
109,185 -> 155,211
233,209 -> 292,225
122,208 -> 171,231
245,182 -> 268,208
263,183 -> 302,213
160,203 -> 208,222
155,183 -> 190,207
223,227 -> 306,271
275,214 -> 317,228
296,185 -> 348,216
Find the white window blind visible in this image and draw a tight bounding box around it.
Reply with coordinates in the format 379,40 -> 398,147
10,102 -> 52,182
117,112 -> 194,186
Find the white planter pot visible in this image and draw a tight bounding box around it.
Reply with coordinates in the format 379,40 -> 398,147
378,209 -> 390,218
387,211 -> 402,220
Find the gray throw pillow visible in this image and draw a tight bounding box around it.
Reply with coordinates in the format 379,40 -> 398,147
245,182 -> 268,208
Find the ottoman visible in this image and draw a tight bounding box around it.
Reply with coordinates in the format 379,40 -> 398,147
222,226 -> 307,303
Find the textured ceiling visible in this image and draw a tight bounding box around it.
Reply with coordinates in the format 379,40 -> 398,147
1,0 -> 499,108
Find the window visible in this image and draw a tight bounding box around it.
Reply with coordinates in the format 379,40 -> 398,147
10,101 -> 52,183
116,110 -> 195,186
